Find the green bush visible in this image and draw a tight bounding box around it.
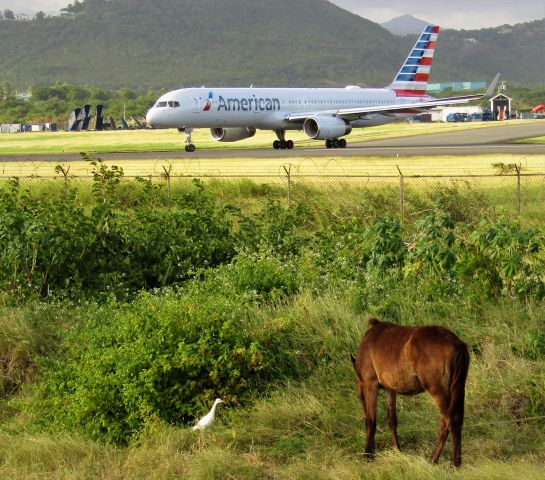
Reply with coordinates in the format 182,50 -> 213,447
34,246 -> 338,444
40,289 -> 269,444
237,200 -> 312,257
459,218 -> 545,299
0,169 -> 237,297
402,214 -> 545,301
222,252 -> 301,302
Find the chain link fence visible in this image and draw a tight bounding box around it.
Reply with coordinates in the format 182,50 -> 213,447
3,169 -> 545,224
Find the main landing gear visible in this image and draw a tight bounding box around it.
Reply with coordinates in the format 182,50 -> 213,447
325,138 -> 347,149
180,127 -> 196,152
272,130 -> 294,150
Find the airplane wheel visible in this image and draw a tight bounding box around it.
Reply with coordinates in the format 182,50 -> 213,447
279,140 -> 287,149
339,138 -> 347,148
273,140 -> 280,150
286,140 -> 294,150
325,139 -> 333,149
333,139 -> 340,148
187,144 -> 196,153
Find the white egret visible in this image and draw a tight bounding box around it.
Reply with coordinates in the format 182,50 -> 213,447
192,398 -> 223,431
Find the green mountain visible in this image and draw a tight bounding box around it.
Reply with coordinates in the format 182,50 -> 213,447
0,0 -> 405,89
382,15 -> 431,36
0,0 -> 543,89
432,20 -> 545,86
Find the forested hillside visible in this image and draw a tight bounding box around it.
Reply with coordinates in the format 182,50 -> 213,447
0,0 -> 405,89
0,0 -> 543,89
432,20 -> 545,87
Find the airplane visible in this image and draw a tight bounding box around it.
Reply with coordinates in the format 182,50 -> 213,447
145,26 -> 500,152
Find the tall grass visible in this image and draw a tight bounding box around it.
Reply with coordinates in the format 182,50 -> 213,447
1,289 -> 545,478
3,173 -> 545,228
1,174 -> 545,477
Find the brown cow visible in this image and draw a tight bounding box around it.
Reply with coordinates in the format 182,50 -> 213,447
351,317 -> 469,467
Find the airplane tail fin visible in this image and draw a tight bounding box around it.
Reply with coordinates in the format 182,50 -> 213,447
387,25 -> 440,97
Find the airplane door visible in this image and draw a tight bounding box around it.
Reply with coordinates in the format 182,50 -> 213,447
193,97 -> 200,114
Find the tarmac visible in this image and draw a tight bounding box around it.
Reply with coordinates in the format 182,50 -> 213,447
1,121 -> 544,163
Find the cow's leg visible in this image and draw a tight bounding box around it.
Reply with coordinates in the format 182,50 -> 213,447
386,390 -> 401,450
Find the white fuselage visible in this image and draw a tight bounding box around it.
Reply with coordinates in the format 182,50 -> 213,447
146,87 -> 429,131
143,25 -> 492,151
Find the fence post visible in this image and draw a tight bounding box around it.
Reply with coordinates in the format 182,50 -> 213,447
397,165 -> 404,222
515,164 -> 521,216
162,164 -> 172,202
55,164 -> 70,194
283,163 -> 292,208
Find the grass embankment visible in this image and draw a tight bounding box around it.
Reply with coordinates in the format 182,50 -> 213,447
516,136 -> 545,144
1,169 -> 545,478
0,121 -> 525,156
1,296 -> 545,479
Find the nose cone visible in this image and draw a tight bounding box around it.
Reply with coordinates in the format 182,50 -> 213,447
146,108 -> 160,128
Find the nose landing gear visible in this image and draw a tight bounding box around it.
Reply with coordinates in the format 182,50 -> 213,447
325,138 -> 347,149
180,127 -> 196,152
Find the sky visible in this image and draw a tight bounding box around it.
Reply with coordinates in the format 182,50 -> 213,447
1,0 -> 544,29
0,0 -> 68,14
331,0 -> 545,29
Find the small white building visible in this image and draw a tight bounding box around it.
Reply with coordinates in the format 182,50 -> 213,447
14,13 -> 31,22
1,124 -> 22,134
490,93 -> 513,120
15,91 -> 32,102
430,106 -> 484,122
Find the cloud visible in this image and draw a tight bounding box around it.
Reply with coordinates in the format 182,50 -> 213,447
1,0 -> 544,28
0,0 -> 68,13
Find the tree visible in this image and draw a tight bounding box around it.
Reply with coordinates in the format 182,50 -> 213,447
0,11 -> 4,20
118,88 -> 137,101
0,83 -> 13,101
3,9 -> 14,20
35,11 -> 46,21
61,1 -> 85,14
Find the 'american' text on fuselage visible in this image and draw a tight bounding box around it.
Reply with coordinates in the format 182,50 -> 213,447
217,95 -> 281,112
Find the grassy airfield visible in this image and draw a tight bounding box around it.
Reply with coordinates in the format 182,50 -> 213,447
0,121 -> 543,178
516,136 -> 545,144
0,120 -> 534,156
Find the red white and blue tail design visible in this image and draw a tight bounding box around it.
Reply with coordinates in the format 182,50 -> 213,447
388,25 -> 439,97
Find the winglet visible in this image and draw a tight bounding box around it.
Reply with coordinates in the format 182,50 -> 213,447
483,73 -> 501,99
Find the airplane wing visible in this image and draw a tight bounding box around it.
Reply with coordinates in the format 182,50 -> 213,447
286,74 -> 500,122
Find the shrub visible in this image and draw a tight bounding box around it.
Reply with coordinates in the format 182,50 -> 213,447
237,200 -> 312,257
366,216 -> 407,271
0,171 -> 237,297
40,289 -> 269,444
459,218 -> 545,299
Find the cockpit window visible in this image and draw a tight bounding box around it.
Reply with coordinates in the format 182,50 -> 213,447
155,100 -> 180,108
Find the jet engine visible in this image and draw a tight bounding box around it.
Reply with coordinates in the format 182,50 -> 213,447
210,127 -> 256,142
303,116 -> 352,140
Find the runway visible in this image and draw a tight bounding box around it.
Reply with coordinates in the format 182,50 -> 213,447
1,122 -> 544,163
